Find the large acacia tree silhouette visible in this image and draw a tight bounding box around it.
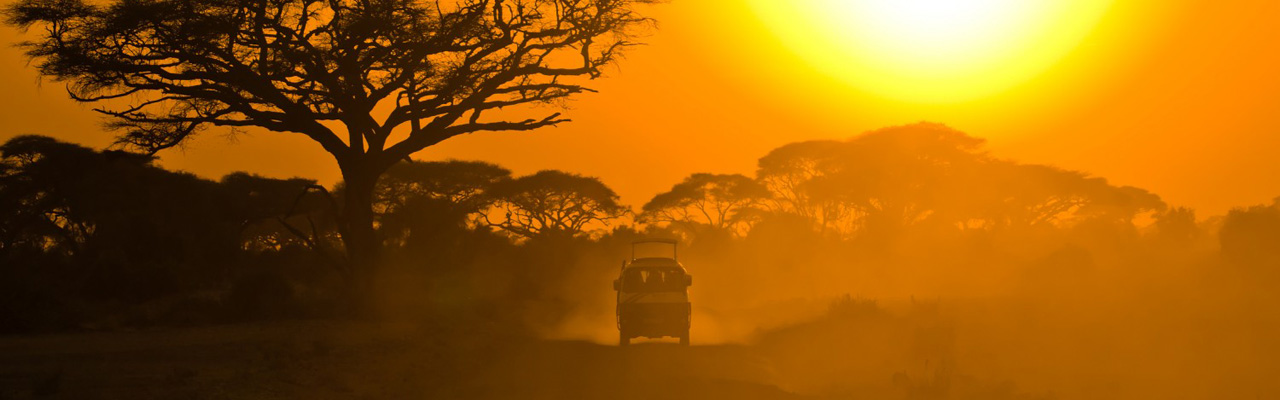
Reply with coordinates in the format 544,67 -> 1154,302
5,0 -> 655,297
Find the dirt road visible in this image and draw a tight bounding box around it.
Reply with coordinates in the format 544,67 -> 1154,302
0,322 -> 808,400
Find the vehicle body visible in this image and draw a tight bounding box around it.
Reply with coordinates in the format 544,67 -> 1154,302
613,239 -> 692,346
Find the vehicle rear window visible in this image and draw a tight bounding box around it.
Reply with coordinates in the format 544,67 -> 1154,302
623,267 -> 686,292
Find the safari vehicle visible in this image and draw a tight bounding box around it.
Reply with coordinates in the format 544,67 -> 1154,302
613,239 -> 692,346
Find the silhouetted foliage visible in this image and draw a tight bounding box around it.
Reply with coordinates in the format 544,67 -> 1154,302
1220,199 -> 1280,270
222,172 -> 338,251
0,136 -> 336,331
373,160 -> 510,246
749,123 -> 1166,243
1152,206 -> 1199,244
485,170 -> 628,239
5,0 -> 659,298
804,124 -> 986,237
6,121 -> 1280,370
0,135 -> 237,297
640,173 -> 770,238
756,139 -> 849,234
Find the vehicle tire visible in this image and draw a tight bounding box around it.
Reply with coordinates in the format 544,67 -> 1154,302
679,331 -> 690,346
620,332 -> 631,346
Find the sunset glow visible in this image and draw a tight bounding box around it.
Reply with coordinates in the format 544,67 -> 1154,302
748,0 -> 1114,102
5,0 -> 1280,398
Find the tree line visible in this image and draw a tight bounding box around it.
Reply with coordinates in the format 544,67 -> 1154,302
3,122 -> 1279,333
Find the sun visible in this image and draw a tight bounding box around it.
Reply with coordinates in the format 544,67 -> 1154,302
748,0 -> 1114,103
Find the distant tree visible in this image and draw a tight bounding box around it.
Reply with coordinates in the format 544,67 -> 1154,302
1152,206 -> 1198,244
1220,199 -> 1280,269
754,123 -> 996,237
6,0 -> 658,296
485,170 -> 627,239
375,160 -> 510,216
0,157 -> 17,256
804,123 -> 987,236
756,123 -> 1165,239
0,136 -> 104,257
755,140 -> 849,233
979,162 -> 1165,229
0,135 -> 238,300
373,160 -> 510,244
639,173 -> 770,236
221,172 -> 339,259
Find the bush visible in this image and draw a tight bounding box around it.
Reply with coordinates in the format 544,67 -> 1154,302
225,272 -> 298,321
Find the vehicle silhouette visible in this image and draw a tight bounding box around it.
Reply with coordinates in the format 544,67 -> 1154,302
613,239 -> 693,346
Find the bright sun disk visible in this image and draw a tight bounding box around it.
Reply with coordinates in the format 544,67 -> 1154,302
748,0 -> 1114,103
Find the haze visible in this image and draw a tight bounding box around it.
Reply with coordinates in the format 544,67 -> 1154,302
4,0 -> 1280,216
3,1 -> 1280,399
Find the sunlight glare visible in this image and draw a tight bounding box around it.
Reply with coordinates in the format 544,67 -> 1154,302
748,0 -> 1114,103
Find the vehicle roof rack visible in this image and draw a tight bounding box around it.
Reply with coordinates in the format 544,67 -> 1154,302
632,238 -> 678,261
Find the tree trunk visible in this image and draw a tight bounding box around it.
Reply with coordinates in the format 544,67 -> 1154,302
339,164 -> 381,314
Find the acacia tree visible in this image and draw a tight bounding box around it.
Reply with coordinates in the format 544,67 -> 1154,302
5,0 -> 656,291
639,173 -> 769,236
374,160 -> 510,218
755,140 -> 850,233
484,170 -> 627,239
222,172 -> 339,257
373,160 -> 510,244
0,136 -> 243,299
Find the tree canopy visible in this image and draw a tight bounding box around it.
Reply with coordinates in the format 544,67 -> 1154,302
5,0 -> 659,288
485,170 -> 627,239
5,0 -> 655,158
640,173 -> 770,236
373,159 -> 510,244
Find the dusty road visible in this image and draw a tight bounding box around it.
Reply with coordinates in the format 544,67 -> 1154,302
0,322 -> 808,400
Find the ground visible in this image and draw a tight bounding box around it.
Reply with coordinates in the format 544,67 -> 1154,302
0,322 -> 809,400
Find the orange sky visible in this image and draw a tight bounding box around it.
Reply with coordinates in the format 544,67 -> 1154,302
2,0 -> 1279,216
